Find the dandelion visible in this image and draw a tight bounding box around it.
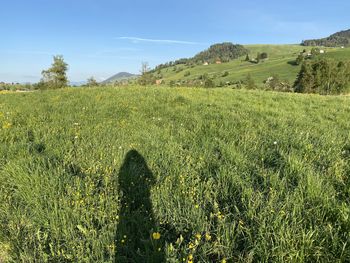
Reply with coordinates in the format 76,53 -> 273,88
152,232 -> 161,240
205,233 -> 212,241
217,211 -> 223,220
221,259 -> 227,263
195,233 -> 201,240
2,122 -> 12,129
188,242 -> 195,249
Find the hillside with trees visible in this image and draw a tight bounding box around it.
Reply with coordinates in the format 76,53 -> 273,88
191,42 -> 249,63
154,42 -> 249,70
149,43 -> 350,95
302,29 -> 350,47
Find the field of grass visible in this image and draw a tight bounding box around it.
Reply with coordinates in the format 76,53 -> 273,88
0,86 -> 349,262
159,45 -> 349,86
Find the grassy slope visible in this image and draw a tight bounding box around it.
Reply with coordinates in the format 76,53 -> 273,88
0,87 -> 349,262
159,45 -> 349,86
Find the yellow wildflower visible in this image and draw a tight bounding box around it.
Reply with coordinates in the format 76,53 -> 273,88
195,233 -> 201,240
2,122 -> 12,129
152,232 -> 161,240
217,211 -> 223,220
205,233 -> 212,241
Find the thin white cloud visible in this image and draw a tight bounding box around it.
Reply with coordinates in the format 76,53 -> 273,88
117,36 -> 204,45
1,50 -> 53,55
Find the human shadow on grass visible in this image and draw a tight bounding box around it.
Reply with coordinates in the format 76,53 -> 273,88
115,150 -> 164,263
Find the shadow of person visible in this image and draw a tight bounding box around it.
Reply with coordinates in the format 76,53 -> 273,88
115,150 -> 164,263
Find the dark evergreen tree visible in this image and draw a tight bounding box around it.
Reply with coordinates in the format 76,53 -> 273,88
294,58 -> 350,94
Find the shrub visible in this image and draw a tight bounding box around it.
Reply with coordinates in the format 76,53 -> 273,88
265,75 -> 293,92
244,74 -> 257,89
222,71 -> 229,77
204,78 -> 215,88
259,52 -> 268,59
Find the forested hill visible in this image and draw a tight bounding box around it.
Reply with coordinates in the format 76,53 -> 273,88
302,29 -> 350,47
192,42 -> 249,63
155,42 -> 248,70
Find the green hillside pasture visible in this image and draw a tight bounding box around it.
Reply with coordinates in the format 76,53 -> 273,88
162,57 -> 302,86
160,45 -> 348,87
324,47 -> 350,60
0,87 -> 349,262
245,44 -> 307,57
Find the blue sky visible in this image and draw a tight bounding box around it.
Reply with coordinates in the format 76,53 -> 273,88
1,0 -> 349,83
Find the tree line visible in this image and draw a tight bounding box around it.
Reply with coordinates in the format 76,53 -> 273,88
294,58 -> 350,94
154,42 -> 249,71
3,52 -> 349,96
302,29 -> 350,47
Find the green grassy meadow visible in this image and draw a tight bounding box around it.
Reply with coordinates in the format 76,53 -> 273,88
0,87 -> 350,262
159,45 -> 349,86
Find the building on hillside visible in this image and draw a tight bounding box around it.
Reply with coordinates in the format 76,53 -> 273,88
215,60 -> 222,64
155,79 -> 163,85
203,62 -> 209,66
320,50 -> 325,54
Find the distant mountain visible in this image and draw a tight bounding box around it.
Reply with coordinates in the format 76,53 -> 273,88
102,72 -> 138,84
302,29 -> 350,47
70,81 -> 87,86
